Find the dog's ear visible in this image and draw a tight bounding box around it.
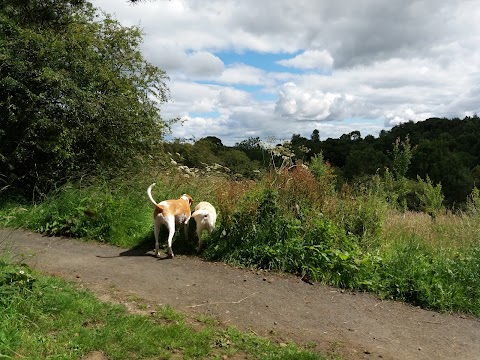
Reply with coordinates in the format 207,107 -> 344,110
182,194 -> 194,205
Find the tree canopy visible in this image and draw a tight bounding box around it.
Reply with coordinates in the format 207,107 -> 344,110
0,0 -> 169,198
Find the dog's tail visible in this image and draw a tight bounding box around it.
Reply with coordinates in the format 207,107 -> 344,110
147,183 -> 158,206
192,209 -> 209,219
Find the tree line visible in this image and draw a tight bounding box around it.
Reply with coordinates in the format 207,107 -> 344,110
165,115 -> 480,208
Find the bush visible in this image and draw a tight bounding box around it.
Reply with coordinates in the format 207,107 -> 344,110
0,178 -> 153,247
203,187 -> 374,288
326,182 -> 388,248
415,175 -> 444,217
2,168 -> 479,316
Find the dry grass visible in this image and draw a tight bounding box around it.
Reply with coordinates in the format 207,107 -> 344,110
382,210 -> 480,251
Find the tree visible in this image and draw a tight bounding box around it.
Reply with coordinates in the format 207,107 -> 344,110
392,136 -> 413,181
197,136 -> 224,147
311,129 -> 320,142
343,148 -> 388,179
235,137 -> 266,164
0,0 -> 169,198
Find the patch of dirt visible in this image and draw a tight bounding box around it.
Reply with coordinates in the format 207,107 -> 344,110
2,229 -> 479,360
81,351 -> 109,360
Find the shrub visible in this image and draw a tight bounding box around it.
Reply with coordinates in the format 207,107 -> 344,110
0,178 -> 153,247
308,153 -> 337,198
203,187 -> 375,288
415,175 -> 444,218
326,182 -> 388,248
466,186 -> 480,216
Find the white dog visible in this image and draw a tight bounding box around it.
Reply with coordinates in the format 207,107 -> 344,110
191,201 -> 217,251
147,183 -> 193,258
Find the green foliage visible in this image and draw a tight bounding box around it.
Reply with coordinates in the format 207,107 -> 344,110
311,129 -> 320,142
333,185 -> 388,247
2,168 -> 480,316
164,137 -> 261,177
343,147 -> 388,180
381,155 -> 445,215
368,239 -> 480,314
466,186 -> 480,216
167,117 -> 480,206
203,187 -> 374,288
0,260 -> 36,302
415,175 -> 444,217
0,178 -> 153,247
309,153 -> 330,185
0,0 -> 168,199
389,136 -> 414,211
392,136 -> 413,180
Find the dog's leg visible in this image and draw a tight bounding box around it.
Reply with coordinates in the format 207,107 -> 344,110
196,227 -> 203,252
154,218 -> 161,257
166,217 -> 175,258
184,218 -> 190,242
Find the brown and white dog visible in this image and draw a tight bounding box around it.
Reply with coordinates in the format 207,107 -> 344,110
147,183 -> 193,258
191,201 -> 217,251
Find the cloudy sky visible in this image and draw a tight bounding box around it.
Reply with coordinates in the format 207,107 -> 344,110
92,0 -> 480,145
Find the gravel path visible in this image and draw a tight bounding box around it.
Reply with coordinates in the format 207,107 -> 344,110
2,228 -> 479,360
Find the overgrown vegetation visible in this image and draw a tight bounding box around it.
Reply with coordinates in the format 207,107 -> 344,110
0,257 -> 322,359
2,159 -> 480,316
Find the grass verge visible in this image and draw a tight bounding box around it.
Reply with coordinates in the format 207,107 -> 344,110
0,258 -> 324,360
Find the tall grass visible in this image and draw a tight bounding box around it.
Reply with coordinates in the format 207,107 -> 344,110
374,210 -> 480,312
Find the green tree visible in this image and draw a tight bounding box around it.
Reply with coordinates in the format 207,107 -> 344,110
0,0 -> 168,198
392,136 -> 413,180
415,175 -> 444,218
387,136 -> 414,211
343,147 -> 387,180
234,137 -> 266,165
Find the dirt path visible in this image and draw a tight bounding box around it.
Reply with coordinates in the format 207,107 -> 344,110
2,229 -> 479,360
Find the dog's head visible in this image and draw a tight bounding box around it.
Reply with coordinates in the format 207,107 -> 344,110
181,194 -> 193,206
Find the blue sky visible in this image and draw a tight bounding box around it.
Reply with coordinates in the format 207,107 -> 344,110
93,0 -> 480,145
215,51 -> 307,74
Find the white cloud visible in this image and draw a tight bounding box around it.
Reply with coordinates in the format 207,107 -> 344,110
92,0 -> 480,145
218,87 -> 251,107
386,109 -> 434,127
217,64 -> 266,85
184,51 -> 224,78
277,50 -> 334,70
275,82 -> 341,120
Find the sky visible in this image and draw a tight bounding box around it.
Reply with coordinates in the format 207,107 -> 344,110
92,0 -> 480,146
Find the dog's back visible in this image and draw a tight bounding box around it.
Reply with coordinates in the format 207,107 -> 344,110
192,201 -> 217,234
